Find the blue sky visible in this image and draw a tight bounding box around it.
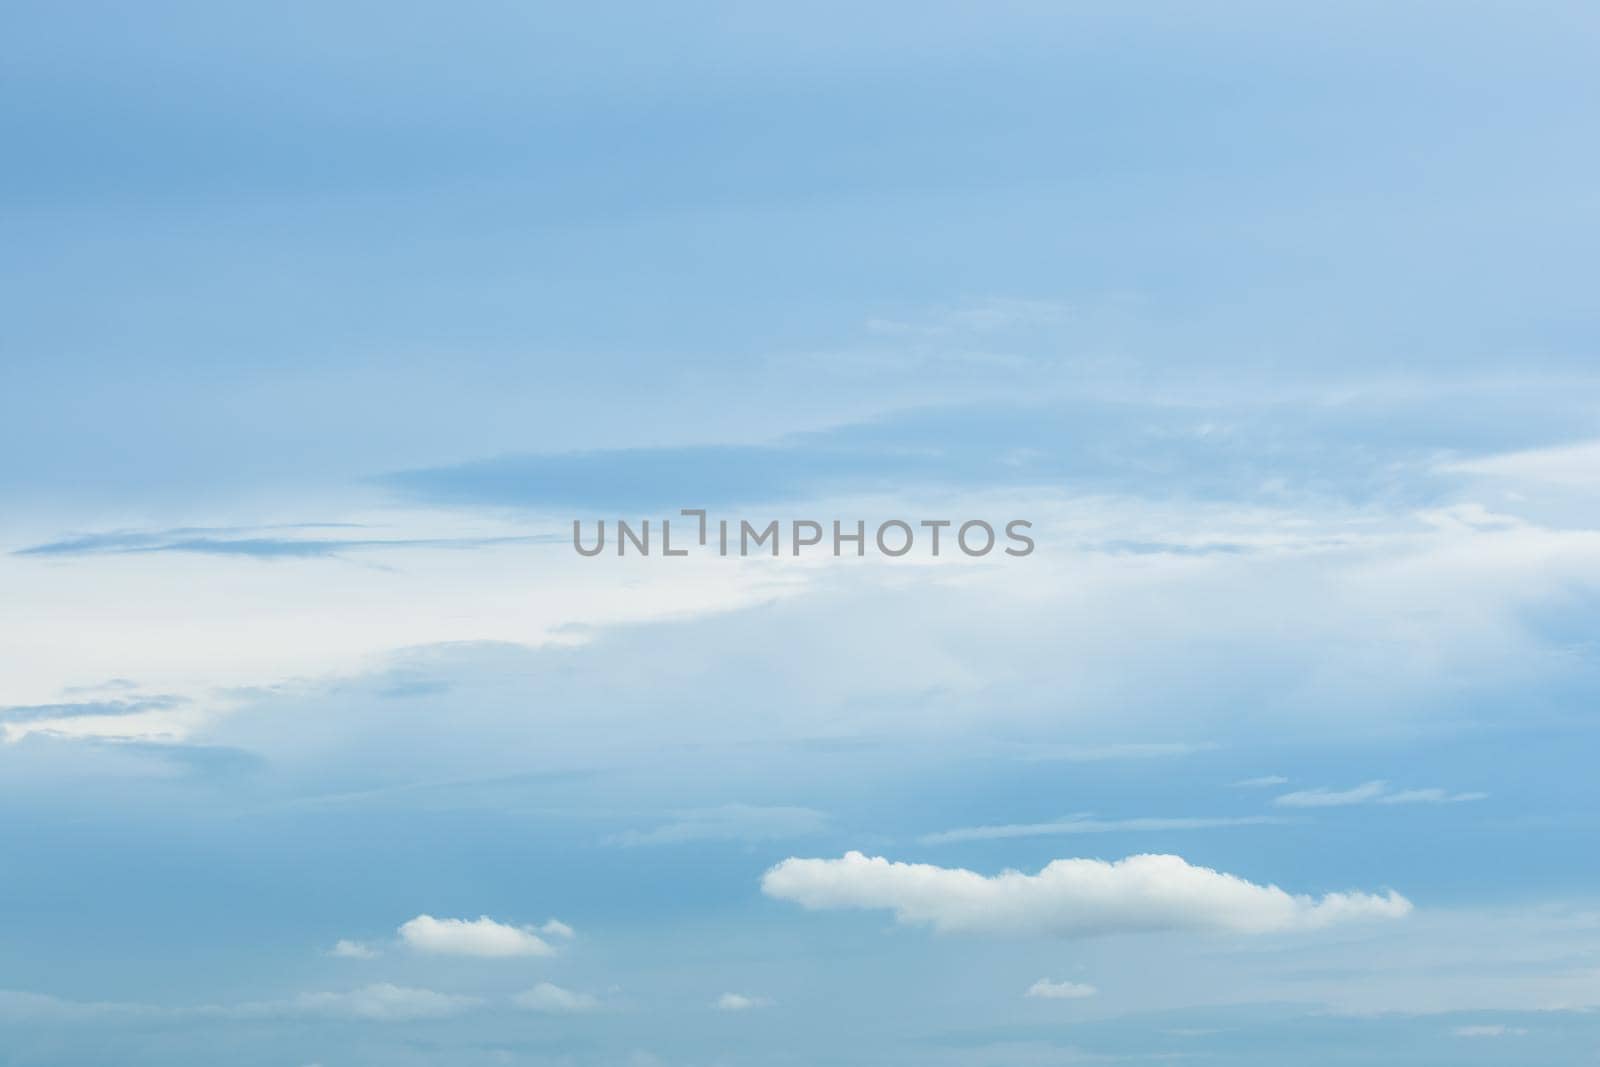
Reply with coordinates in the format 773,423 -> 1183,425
4,3 -> 1600,1065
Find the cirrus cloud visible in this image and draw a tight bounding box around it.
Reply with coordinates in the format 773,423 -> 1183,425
761,851 -> 1411,937
1274,781 -> 1487,808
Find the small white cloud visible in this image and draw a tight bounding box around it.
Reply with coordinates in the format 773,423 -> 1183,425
762,851 -> 1411,937
1231,775 -> 1289,788
1274,781 -> 1485,808
513,982 -> 599,1014
1452,1024 -> 1527,1038
327,939 -> 379,959
398,915 -> 555,958
540,918 -> 576,939
1026,979 -> 1097,1000
714,992 -> 772,1012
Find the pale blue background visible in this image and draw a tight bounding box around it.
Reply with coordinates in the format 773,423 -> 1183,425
3,3 -> 1600,1064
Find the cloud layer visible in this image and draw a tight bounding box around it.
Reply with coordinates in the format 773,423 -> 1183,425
761,852 -> 1412,937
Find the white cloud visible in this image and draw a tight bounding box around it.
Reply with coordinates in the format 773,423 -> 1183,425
1274,781 -> 1485,808
540,918 -> 576,939
288,983 -> 478,1021
1026,979 -> 1097,1000
327,939 -> 379,959
1451,1024 -> 1527,1038
397,915 -> 556,958
761,851 -> 1411,937
513,982 -> 599,1014
921,815 -> 1283,845
714,992 -> 772,1012
1231,775 -> 1289,788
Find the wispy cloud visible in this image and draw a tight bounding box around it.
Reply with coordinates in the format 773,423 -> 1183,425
920,815 -> 1286,845
14,526 -> 556,560
1451,1024 -> 1527,1038
0,990 -> 155,1023
1,985 -> 479,1024
1442,438 -> 1600,487
1274,781 -> 1487,808
1231,775 -> 1289,788
513,983 -> 599,1014
279,984 -> 479,1021
762,851 -> 1411,937
0,696 -> 187,723
610,804 -> 828,846
1013,742 -> 1219,763
1025,978 -> 1097,1000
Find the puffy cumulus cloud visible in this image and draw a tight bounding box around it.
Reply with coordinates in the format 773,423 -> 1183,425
398,915 -> 557,958
513,982 -> 599,1014
1026,979 -> 1097,1000
287,983 -> 479,1021
714,992 -> 772,1011
761,852 -> 1412,937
